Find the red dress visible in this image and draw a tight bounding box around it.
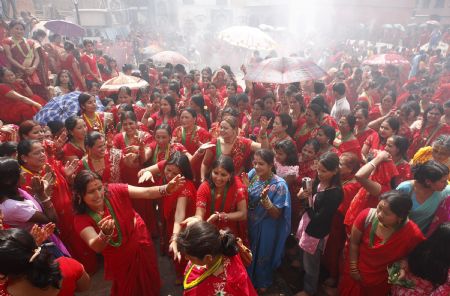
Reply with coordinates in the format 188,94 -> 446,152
196,177 -> 249,244
208,137 -> 253,174
60,53 -> 84,90
184,255 -> 257,296
161,175 -> 196,276
322,179 -> 361,278
80,53 -> 99,81
355,128 -> 377,148
408,124 -> 450,158
344,161 -> 399,234
113,131 -> 155,230
62,142 -> 85,160
149,142 -> 187,165
20,162 -> 98,274
74,184 -> 161,296
172,126 -> 211,184
81,112 -> 106,133
0,83 -> 45,124
294,124 -> 319,151
56,257 -> 85,296
338,209 -> 425,296
335,138 -> 362,158
78,149 -> 123,184
150,112 -> 179,131
394,161 -> 412,188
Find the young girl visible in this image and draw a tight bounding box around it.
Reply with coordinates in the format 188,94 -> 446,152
296,152 -> 343,296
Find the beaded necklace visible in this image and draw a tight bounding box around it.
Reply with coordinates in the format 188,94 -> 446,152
87,198 -> 123,247
83,113 -> 104,132
183,256 -> 223,290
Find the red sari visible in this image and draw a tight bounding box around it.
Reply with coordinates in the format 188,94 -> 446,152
150,112 -> 179,131
408,124 -> 450,158
172,126 -> 211,183
161,176 -> 196,276
334,137 -> 362,158
78,149 -> 122,184
208,137 -> 253,174
338,209 -> 425,296
74,184 -> 160,296
20,162 -> 98,274
0,83 -> 45,124
113,131 -> 155,230
196,177 -> 249,244
344,161 -> 399,234
149,142 -> 187,165
81,112 -> 107,133
184,255 -> 257,296
355,128 -> 377,148
394,161 -> 412,188
60,53 -> 84,90
62,142 -> 85,160
322,179 -> 361,278
294,124 -> 319,151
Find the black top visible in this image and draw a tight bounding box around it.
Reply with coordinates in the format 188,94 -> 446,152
305,186 -> 343,239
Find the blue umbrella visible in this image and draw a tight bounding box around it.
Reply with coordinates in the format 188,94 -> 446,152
34,91 -> 104,125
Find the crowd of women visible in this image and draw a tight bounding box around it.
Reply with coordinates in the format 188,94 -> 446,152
0,17 -> 449,296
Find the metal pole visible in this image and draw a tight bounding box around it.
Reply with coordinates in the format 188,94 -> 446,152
74,0 -> 81,25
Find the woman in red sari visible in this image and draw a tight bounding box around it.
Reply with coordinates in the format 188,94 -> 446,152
172,108 -> 211,184
62,116 -> 87,163
78,93 -> 112,134
112,86 -> 146,123
338,191 -> 425,296
73,170 -> 185,296
176,221 -> 257,296
138,152 -> 197,282
242,99 -> 264,139
201,116 -> 269,180
368,91 -> 397,121
362,117 -> 400,161
185,155 -> 249,244
60,41 -> 86,91
354,108 -> 377,148
145,95 -> 179,132
149,124 -> 190,165
289,92 -> 306,129
0,67 -> 44,124
189,94 -> 210,130
408,104 -> 450,159
333,114 -> 361,158
344,151 -> 399,234
17,139 -> 97,273
385,135 -> 412,187
269,113 -> 295,150
294,104 -> 321,151
3,20 -> 44,99
79,132 -> 123,184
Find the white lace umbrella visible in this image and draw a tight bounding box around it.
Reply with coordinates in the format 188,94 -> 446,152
217,26 -> 277,51
99,74 -> 149,96
151,51 -> 190,65
243,57 -> 327,84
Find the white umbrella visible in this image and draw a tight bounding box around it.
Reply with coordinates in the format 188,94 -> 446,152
217,26 -> 277,51
151,51 -> 190,65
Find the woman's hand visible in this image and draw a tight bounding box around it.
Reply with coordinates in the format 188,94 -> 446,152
97,215 -> 115,236
169,240 -> 181,262
30,223 -> 55,245
166,174 -> 186,194
376,150 -> 392,162
29,175 -> 48,200
31,101 -> 42,110
259,116 -> 272,133
54,130 -> 68,150
138,169 -> 154,184
241,172 -> 249,187
63,159 -> 79,180
206,212 -> 219,223
180,216 -> 202,228
297,187 -> 311,200
195,142 -> 215,156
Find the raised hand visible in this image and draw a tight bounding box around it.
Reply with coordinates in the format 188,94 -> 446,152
241,172 -> 250,187
138,170 -> 154,184
169,240 -> 181,262
180,216 -> 202,228
30,223 -> 55,245
97,215 -> 115,236
28,176 -> 47,200
166,174 -> 186,194
63,159 -> 79,180
55,130 -> 68,150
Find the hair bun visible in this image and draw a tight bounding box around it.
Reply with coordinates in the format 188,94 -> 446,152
219,229 -> 238,257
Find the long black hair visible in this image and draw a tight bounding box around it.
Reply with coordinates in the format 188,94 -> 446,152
165,151 -> 193,181
274,140 -> 298,166
207,155 -> 235,189
0,228 -> 62,289
313,152 -> 341,193
0,157 -> 22,201
408,222 -> 450,286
